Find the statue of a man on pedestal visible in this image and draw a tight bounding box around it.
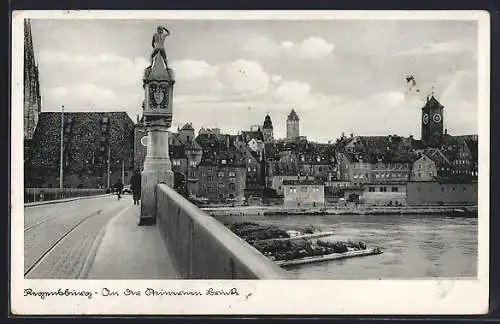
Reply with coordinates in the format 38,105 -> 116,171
150,25 -> 170,66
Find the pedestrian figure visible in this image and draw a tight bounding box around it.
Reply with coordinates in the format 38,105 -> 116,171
114,179 -> 124,200
130,169 -> 142,205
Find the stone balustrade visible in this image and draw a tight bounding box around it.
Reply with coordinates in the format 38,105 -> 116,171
156,184 -> 287,279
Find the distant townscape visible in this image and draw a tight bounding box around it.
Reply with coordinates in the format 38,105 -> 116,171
23,19 -> 478,208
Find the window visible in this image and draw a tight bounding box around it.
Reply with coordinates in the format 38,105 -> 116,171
380,187 -> 387,192
369,187 -> 375,192
301,187 -> 308,192
463,187 -> 467,192
248,167 -> 252,172
391,187 -> 398,192
219,193 -> 224,199
228,172 -> 236,177
452,187 -> 456,191
207,186 -> 213,192
441,187 -> 445,192
221,159 -> 227,165
207,176 -> 213,181
218,172 -> 224,177
172,160 -> 181,166
290,187 -> 297,193
218,183 -> 225,188
248,158 -> 252,164
229,194 -> 234,199
229,183 -> 235,191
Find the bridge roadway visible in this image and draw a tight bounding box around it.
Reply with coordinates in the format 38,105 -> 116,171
24,194 -> 178,279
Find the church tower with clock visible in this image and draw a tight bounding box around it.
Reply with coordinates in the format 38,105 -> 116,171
421,95 -> 444,147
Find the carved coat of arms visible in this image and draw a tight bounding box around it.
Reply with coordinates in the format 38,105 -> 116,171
149,82 -> 169,109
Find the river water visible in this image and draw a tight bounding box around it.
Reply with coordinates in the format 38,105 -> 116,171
215,213 -> 477,279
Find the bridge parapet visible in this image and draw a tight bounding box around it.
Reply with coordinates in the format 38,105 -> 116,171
156,184 -> 288,279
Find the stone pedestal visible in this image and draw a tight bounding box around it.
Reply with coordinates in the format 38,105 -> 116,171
139,128 -> 174,225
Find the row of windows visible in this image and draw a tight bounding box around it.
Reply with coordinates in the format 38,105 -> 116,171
454,159 -> 470,166
353,163 -> 408,170
452,170 -> 478,176
417,186 -> 468,192
353,172 -> 407,179
288,187 -> 322,193
204,171 -> 236,180
368,186 -> 400,192
202,183 -> 236,191
413,172 -> 435,177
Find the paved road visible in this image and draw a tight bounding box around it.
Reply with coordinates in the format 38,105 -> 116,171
24,194 -> 134,279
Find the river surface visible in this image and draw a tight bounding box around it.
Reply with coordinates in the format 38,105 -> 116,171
215,213 -> 477,279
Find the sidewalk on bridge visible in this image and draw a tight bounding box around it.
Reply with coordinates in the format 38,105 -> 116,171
84,202 -> 179,279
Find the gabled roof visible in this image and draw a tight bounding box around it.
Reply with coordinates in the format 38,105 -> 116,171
464,139 -> 478,161
263,114 -> 273,130
180,122 -> 194,131
423,95 -> 444,110
423,148 -> 452,167
28,111 -> 135,171
241,130 -> 264,142
287,109 -> 299,121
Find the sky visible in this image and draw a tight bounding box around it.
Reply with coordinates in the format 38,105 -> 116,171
30,18 -> 479,143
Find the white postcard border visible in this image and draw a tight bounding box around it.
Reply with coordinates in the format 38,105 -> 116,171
11,10 -> 490,315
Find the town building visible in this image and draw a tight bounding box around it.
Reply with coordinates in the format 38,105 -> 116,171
194,131 -> 248,202
421,147 -> 454,180
169,123 -> 203,195
26,112 -> 135,189
24,19 -> 41,141
262,114 -> 274,143
334,135 -> 415,205
406,181 -> 478,205
286,109 -> 300,140
421,95 -> 445,147
282,178 -> 325,207
196,160 -> 246,203
411,154 -> 437,181
361,183 -> 407,206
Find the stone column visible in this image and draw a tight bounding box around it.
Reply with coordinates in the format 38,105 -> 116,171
139,126 -> 174,225
138,48 -> 175,226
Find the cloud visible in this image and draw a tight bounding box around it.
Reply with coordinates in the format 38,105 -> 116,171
170,60 -> 218,80
440,70 -> 477,105
38,50 -> 147,89
292,37 -> 335,59
217,59 -> 270,95
240,36 -> 334,59
395,39 -> 476,56
273,81 -> 312,103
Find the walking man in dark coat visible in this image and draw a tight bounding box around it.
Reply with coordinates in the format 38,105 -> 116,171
130,169 -> 142,205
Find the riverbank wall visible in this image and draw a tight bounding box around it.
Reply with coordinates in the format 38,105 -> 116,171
202,205 -> 478,217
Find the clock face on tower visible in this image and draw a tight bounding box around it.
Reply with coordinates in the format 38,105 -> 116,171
432,113 -> 442,123
422,113 -> 429,125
